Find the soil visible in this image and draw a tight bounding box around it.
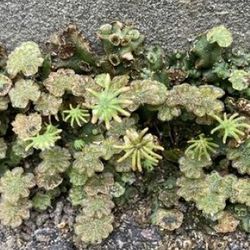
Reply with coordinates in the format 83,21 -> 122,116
0,197 -> 249,250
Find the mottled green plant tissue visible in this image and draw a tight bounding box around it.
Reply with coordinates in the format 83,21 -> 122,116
0,22 -> 250,245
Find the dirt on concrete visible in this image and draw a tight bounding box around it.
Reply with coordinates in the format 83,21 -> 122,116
0,0 -> 250,52
0,197 -> 249,250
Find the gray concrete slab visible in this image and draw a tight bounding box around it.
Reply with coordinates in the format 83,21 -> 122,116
0,0 -> 249,52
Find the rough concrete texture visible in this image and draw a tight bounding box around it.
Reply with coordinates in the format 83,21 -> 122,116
0,0 -> 250,52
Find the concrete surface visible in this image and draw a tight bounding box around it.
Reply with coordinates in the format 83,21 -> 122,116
0,0 -> 250,53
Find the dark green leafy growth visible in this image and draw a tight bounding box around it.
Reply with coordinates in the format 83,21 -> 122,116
0,74 -> 12,96
165,84 -> 225,117
179,154 -> 212,179
73,139 -> 86,151
84,173 -> 114,197
74,213 -> 114,244
0,167 -> 35,203
177,172 -> 237,216
11,139 -> 34,158
157,104 -> 181,122
72,145 -> 104,177
0,138 -> 7,159
106,116 -> 138,138
191,35 -> 221,69
34,146 -> 71,191
35,169 -> 63,190
69,168 -> 88,186
227,139 -> 250,175
0,198 -> 32,228
81,194 -> 114,218
47,24 -> 95,72
123,79 -> 168,112
241,217 -> 250,233
34,93 -> 62,117
0,96 -> 8,111
32,192 -> 52,211
231,205 -> 250,233
69,186 -> 86,206
231,179 -> 250,207
37,146 -> 71,175
110,182 -> 125,198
